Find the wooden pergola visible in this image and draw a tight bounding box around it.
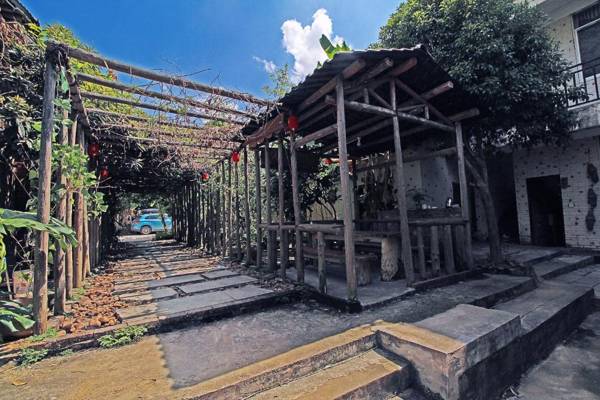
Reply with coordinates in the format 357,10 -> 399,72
32,41 -> 274,332
241,46 -> 480,303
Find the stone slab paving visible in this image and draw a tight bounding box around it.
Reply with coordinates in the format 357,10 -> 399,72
532,254 -> 594,279
552,263 -> 600,297
178,275 -> 256,295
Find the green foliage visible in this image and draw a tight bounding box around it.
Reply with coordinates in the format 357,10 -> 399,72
18,348 -> 48,366
69,287 -> 85,301
28,327 -> 58,343
262,63 -> 294,99
375,0 -> 581,150
320,34 -> 351,60
0,300 -> 34,341
98,326 -> 148,348
58,349 -> 74,357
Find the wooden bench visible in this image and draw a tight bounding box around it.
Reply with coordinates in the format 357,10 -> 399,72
302,246 -> 378,286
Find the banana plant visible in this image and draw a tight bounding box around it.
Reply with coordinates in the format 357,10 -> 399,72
0,208 -> 77,341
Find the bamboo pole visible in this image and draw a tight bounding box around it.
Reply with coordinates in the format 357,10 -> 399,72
389,80 -> 415,285
254,148 -> 263,270
335,76 -> 358,301
72,126 -> 85,289
243,148 -> 252,265
289,131 -> 304,282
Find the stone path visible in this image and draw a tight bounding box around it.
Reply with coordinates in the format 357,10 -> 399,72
111,237 -> 287,326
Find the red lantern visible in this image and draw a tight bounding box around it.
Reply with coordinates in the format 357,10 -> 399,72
201,171 -> 209,181
88,143 -> 100,158
287,114 -> 299,131
99,167 -> 109,179
231,151 -> 240,163
324,158 -> 333,165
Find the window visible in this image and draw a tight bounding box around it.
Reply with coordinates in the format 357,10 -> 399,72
575,2 -> 600,77
145,214 -> 160,220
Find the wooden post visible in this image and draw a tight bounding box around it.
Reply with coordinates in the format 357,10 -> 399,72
277,135 -> 287,277
455,122 -> 474,269
72,134 -> 85,288
351,159 -> 360,221
33,53 -> 58,334
254,148 -> 263,270
265,143 -> 276,271
243,148 -> 252,265
221,162 -> 227,255
317,231 -> 326,293
289,131 -> 304,282
235,158 -> 241,261
228,160 -> 233,257
53,109 -> 68,315
416,226 -> 426,279
389,80 -> 415,285
65,117 -> 77,299
443,225 -> 456,274
82,192 -> 91,277
336,76 -> 358,301
430,226 -> 441,276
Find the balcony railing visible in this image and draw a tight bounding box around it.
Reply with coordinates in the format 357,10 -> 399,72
566,57 -> 600,108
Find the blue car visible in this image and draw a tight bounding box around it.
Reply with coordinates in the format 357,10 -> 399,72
131,213 -> 172,234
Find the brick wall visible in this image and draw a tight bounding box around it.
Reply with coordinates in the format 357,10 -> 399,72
513,136 -> 600,249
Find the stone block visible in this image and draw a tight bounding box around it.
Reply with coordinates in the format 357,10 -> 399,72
377,304 -> 521,400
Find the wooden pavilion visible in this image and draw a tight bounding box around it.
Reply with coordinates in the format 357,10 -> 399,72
243,45 -> 480,303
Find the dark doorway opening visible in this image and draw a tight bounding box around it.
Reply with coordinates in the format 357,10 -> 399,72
526,175 -> 566,246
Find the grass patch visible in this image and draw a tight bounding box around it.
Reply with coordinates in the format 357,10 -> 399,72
18,348 -> 48,366
155,231 -> 173,240
58,349 -> 74,357
27,327 -> 58,343
98,326 -> 147,348
69,287 -> 85,301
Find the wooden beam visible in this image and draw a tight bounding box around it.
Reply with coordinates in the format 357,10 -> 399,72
277,135 -> 288,276
389,80 -> 415,285
243,147 -> 252,265
95,133 -> 231,151
33,56 -> 58,334
345,58 -> 394,91
98,124 -> 240,144
53,110 -> 69,315
325,96 -> 455,133
264,144 -> 275,271
394,79 -> 452,126
77,73 -> 255,119
335,76 -> 358,301
88,108 -> 225,132
245,113 -> 285,148
455,122 -> 474,269
354,147 -> 458,173
298,59 -> 367,112
80,91 -> 244,125
60,42 -> 273,106
294,123 -> 337,148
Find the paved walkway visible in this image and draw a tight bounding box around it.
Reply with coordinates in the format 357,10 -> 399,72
111,236 -> 287,327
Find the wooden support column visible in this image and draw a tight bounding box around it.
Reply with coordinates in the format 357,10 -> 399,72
351,159 -> 359,220
254,148 -> 263,270
33,54 -> 58,334
235,159 -> 242,261
265,143 -> 276,271
289,131 -> 304,282
228,160 -> 233,257
243,148 -> 252,265
221,162 -> 227,255
73,125 -> 85,289
430,226 -> 441,276
65,118 -> 77,299
455,122 -> 474,269
53,109 -> 68,315
389,80 -> 415,285
82,187 -> 90,277
277,135 -> 288,277
335,76 -> 358,301
317,231 -> 326,293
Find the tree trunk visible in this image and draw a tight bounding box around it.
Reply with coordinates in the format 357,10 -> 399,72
466,154 -> 503,264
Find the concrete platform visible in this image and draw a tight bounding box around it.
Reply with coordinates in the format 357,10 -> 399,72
533,255 -> 595,279
553,263 -> 600,298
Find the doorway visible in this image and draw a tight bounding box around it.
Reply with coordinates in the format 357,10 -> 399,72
526,175 -> 565,246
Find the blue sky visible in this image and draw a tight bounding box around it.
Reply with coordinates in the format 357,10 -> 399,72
24,1 -> 400,98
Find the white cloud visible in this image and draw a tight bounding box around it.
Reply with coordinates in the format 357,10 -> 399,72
253,56 -> 277,74
281,8 -> 344,83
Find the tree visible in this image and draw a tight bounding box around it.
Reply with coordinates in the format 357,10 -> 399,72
262,64 -> 294,100
375,0 -> 581,262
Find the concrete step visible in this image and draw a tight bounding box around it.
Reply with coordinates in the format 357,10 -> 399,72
494,281 -> 594,365
551,264 -> 600,302
533,254 -> 595,279
249,349 -> 410,400
185,325 -> 378,399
